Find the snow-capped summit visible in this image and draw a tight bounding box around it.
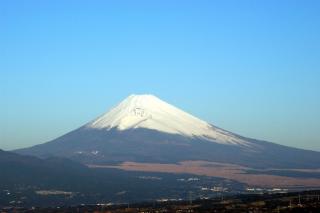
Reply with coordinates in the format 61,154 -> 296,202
16,94 -> 320,170
86,94 -> 250,146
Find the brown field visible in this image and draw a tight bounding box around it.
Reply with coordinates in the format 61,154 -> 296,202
88,161 -> 320,188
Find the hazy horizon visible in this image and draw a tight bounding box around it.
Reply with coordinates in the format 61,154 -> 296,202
1,0 -> 320,151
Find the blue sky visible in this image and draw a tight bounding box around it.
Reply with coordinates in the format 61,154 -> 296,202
1,0 -> 320,151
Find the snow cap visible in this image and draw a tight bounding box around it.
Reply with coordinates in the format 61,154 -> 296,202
86,94 -> 250,146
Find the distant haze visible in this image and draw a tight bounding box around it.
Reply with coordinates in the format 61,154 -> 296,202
1,0 -> 320,151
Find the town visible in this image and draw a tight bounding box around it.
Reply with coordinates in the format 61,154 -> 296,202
1,190 -> 320,213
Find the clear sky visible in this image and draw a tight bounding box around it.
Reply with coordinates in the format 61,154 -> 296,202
1,0 -> 320,151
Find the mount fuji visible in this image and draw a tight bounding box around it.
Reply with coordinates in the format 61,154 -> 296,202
16,94 -> 320,169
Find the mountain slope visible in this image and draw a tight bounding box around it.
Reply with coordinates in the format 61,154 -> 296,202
0,149 -> 88,188
16,94 -> 320,169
